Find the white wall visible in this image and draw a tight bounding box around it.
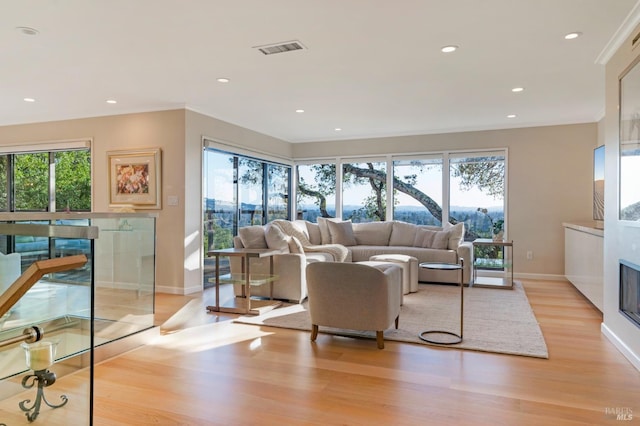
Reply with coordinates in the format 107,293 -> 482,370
602,23 -> 640,370
0,110 -> 187,294
183,109 -> 293,294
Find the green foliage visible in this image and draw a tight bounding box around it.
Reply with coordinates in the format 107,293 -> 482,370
14,153 -> 49,210
0,157 -> 7,210
452,158 -> 504,199
493,219 -> 504,234
3,150 -> 91,212
55,151 -> 91,211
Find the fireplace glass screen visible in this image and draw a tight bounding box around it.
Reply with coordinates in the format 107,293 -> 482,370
620,260 -> 640,328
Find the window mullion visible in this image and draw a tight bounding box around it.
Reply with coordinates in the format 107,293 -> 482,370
49,152 -> 56,212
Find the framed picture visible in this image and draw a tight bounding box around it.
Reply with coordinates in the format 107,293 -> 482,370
108,148 -> 162,209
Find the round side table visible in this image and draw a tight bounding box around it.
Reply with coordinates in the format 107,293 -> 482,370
418,258 -> 464,345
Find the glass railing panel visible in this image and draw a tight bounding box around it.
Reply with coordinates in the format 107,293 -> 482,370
0,221 -> 96,425
92,216 -> 156,344
0,213 -> 156,425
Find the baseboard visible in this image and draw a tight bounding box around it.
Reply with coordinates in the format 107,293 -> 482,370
601,323 -> 640,372
155,284 -> 202,295
514,272 -> 567,282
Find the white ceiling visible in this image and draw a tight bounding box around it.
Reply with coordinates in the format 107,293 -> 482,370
2,0 -> 639,143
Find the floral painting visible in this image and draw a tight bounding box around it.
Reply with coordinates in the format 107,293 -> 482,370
108,148 -> 161,209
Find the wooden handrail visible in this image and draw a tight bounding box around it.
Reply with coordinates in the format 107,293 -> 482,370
0,255 -> 88,318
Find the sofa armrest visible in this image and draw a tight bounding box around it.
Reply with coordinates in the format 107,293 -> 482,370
229,252 -> 308,303
456,241 -> 473,284
233,236 -> 244,248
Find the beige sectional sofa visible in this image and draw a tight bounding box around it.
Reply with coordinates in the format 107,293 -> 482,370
231,219 -> 472,303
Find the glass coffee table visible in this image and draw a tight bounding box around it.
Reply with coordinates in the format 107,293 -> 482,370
418,259 -> 464,345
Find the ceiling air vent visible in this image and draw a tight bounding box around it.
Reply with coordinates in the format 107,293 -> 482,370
254,40 -> 306,55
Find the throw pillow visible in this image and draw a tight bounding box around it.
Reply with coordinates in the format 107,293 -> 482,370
305,221 -> 322,245
264,223 -> 291,252
413,228 -> 449,249
288,236 -> 305,253
389,221 -> 418,246
443,221 -> 464,249
327,220 -> 357,246
238,225 -> 267,249
317,217 -> 342,245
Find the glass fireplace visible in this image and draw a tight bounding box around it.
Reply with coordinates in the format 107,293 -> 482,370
620,260 -> 640,328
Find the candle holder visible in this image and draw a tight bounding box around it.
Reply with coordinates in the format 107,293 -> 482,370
19,341 -> 68,422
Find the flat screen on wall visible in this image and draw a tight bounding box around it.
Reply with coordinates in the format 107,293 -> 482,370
593,145 -> 605,221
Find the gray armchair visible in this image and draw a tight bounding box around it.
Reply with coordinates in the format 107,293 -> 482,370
306,262 -> 402,349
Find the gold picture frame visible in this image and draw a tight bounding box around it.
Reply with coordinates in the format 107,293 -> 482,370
108,148 -> 162,209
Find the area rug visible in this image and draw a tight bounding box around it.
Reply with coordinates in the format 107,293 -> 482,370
234,282 -> 549,358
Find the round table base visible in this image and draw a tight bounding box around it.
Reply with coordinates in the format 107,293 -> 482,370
419,330 -> 462,345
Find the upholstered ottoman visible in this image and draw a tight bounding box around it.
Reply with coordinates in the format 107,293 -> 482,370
368,254 -> 419,295
356,260 -> 405,305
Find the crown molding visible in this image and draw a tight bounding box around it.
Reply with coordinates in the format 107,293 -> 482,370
596,0 -> 640,64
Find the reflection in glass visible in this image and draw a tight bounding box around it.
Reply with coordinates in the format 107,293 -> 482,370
267,164 -> 290,222
619,59 -> 640,221
238,159 -> 264,227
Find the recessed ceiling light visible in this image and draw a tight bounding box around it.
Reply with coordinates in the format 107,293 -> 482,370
295,109 -> 305,113
334,128 -> 342,132
217,78 -> 230,83
564,32 -> 582,40
507,114 -> 517,118
16,26 -> 39,36
23,97 -> 35,102
441,45 -> 458,53
511,87 -> 524,93
106,99 -> 117,104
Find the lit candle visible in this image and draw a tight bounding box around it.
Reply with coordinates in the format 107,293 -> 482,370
25,342 -> 55,371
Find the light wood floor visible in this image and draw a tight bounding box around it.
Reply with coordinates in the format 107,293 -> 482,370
6,280 -> 637,425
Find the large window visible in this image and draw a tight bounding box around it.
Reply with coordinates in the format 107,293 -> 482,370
393,157 -> 443,226
0,143 -> 92,273
342,161 -> 387,222
0,148 -> 91,213
296,163 -> 336,221
202,144 -> 292,288
449,151 -> 505,240
295,150 -> 506,235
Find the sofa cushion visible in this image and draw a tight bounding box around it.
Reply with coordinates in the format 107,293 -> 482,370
327,220 -> 357,246
443,222 -> 465,249
349,245 -> 457,263
352,221 -> 393,245
413,228 -> 449,250
305,221 -> 322,245
389,221 -> 418,246
317,217 -> 342,245
288,236 -> 305,253
292,220 -> 311,239
238,225 -> 268,249
265,223 -> 291,252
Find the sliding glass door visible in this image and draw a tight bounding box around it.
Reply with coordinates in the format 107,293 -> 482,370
202,146 -> 291,288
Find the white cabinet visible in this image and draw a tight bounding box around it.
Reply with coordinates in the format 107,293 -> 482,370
563,222 -> 604,311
